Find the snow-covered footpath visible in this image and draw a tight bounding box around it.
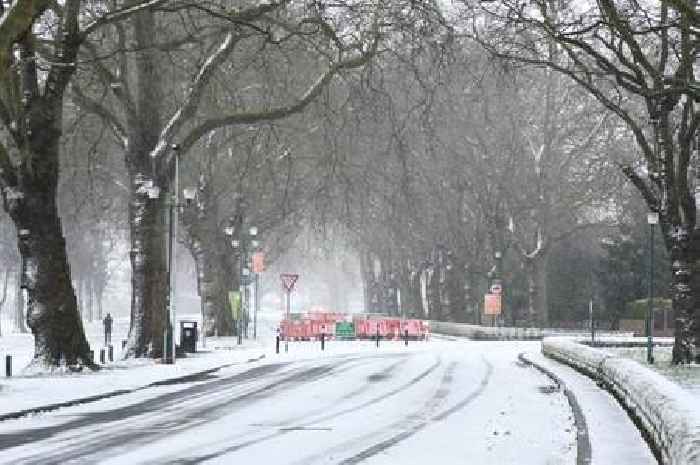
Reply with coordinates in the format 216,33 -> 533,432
0,313 -> 273,419
544,337 -> 700,465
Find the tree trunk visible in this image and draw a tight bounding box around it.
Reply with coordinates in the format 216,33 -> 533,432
672,227 -> 696,363
426,269 -> 441,320
96,287 -> 104,321
0,270 -> 5,337
15,267 -> 27,333
9,196 -> 93,369
526,255 -> 549,327
125,172 -> 168,358
193,237 -> 235,337
88,277 -> 94,322
124,6 -> 168,359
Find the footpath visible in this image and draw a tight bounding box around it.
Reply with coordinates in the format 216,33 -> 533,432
0,338 -> 267,421
522,350 -> 657,465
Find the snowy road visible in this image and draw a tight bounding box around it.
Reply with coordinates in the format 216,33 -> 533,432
0,340 -> 581,464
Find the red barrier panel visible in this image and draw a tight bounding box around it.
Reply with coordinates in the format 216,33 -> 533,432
281,315 -> 429,340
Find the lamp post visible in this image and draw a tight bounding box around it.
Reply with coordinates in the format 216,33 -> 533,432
161,144 -> 181,364
247,226 -> 259,339
492,250 -> 502,328
146,163 -> 200,363
249,227 -> 261,340
225,223 -> 258,345
647,211 -> 659,364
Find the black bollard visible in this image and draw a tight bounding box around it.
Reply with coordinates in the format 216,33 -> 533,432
122,340 -> 127,349
276,336 -> 280,354
90,350 -> 94,363
108,345 -> 114,362
100,348 -> 106,364
405,329 -> 409,346
321,333 -> 325,351
5,355 -> 11,377
376,329 -> 380,348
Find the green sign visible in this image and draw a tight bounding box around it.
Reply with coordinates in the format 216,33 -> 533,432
229,291 -> 241,319
335,322 -> 354,338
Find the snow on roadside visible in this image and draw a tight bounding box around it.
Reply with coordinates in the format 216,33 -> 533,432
0,309 -> 433,420
0,313 -> 266,418
525,350 -> 656,465
544,337 -> 700,465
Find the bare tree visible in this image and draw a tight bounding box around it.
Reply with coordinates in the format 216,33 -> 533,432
463,0 -> 700,362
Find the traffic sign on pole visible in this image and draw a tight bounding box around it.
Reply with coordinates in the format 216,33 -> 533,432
280,273 -> 299,292
484,293 -> 502,315
252,252 -> 265,273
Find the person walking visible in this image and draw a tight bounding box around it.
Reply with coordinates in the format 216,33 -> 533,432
103,313 -> 113,346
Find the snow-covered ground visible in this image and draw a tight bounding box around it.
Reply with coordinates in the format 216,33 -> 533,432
524,350 -> 656,464
0,321 -> 662,464
0,311 -> 282,417
608,346 -> 700,397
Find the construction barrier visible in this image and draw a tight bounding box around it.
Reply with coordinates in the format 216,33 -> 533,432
279,313 -> 429,341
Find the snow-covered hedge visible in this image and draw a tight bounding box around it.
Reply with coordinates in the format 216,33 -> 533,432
430,321 -> 541,339
430,321 -> 633,341
544,337 -> 700,465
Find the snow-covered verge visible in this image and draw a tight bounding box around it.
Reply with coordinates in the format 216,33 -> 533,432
609,346 -> 700,398
0,309 -> 432,421
544,337 -> 700,465
431,320 -> 633,341
0,313 -> 270,418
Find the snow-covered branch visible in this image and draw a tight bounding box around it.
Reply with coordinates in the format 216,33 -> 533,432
149,32 -> 238,163
177,35 -> 381,160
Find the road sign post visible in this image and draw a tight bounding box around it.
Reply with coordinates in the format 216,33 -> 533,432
280,273 -> 299,353
484,293 -> 502,327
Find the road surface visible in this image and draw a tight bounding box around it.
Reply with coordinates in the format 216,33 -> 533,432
0,339 -> 641,464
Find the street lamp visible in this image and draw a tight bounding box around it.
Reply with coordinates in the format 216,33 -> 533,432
225,223 -> 259,344
161,144 -> 181,364
249,228 -> 263,341
647,211 -> 659,364
183,188 -> 196,204
144,145 -> 200,363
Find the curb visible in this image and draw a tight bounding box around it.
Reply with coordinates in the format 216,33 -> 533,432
0,353 -> 266,422
542,339 -> 672,464
518,352 -> 591,465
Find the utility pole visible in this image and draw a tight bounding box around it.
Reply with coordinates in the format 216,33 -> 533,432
647,212 -> 659,364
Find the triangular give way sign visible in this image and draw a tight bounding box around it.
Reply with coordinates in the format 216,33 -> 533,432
280,273 -> 299,292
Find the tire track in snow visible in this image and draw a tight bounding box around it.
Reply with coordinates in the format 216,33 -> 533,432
336,356 -> 493,465
2,357 -> 369,465
163,353 -> 442,464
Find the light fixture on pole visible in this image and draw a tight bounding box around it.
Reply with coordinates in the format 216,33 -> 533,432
183,187 -> 196,204
647,211 -> 659,364
146,185 -> 160,199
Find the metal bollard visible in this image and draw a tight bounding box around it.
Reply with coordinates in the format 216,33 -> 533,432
100,348 -> 106,364
108,345 -> 114,362
90,350 -> 94,363
405,329 -> 409,346
321,333 -> 325,351
122,340 -> 127,349
376,329 -> 380,348
276,336 -> 280,354
5,355 -> 11,377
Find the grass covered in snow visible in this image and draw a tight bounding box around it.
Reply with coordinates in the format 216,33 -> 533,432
610,346 -> 700,397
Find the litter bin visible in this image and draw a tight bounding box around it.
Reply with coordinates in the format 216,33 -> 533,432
180,321 -> 198,353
